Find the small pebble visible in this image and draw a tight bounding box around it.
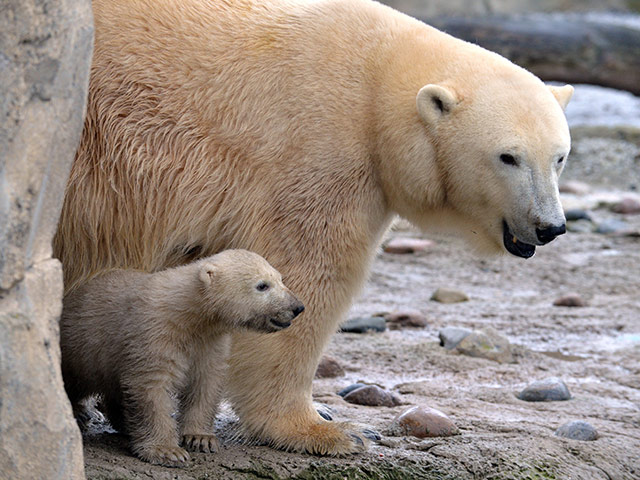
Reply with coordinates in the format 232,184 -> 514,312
438,326 -> 472,350
596,219 -> 630,234
555,421 -> 598,441
385,310 -> 428,330
315,355 -> 345,378
431,287 -> 469,304
340,316 -> 386,333
455,327 -> 513,363
517,377 -> 571,402
612,197 -> 640,214
338,383 -> 367,397
383,238 -> 434,254
559,180 -> 590,195
553,293 -> 587,307
342,385 -> 402,407
386,406 -> 458,438
564,209 -> 592,222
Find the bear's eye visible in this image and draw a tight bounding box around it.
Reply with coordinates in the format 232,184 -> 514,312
557,156 -> 565,165
500,154 -> 518,167
256,282 -> 270,292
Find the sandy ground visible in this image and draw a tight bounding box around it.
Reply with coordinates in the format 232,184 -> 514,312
83,132 -> 640,479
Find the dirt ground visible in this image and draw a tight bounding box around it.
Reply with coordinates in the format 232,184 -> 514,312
83,134 -> 640,479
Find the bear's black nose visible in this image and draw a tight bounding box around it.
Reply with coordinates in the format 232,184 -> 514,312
536,223 -> 566,244
292,304 -> 305,318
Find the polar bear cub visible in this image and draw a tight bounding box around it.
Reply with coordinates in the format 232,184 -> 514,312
60,249 -> 304,466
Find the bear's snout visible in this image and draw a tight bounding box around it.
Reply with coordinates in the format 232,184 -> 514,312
292,303 -> 305,318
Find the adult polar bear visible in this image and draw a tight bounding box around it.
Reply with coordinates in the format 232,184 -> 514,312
55,0 -> 573,455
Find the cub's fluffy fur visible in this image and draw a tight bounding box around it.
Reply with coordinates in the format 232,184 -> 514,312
60,249 -> 303,466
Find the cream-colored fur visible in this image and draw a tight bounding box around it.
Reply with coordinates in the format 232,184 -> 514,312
60,250 -> 303,466
54,0 -> 572,455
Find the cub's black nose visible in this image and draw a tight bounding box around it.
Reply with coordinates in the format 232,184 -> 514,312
536,223 -> 566,244
292,304 -> 305,318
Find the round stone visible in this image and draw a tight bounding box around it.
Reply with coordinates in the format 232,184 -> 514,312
553,293 -> 587,307
383,238 -> 434,254
438,326 -> 472,350
387,406 -> 459,438
555,421 -> 598,441
430,287 -> 469,304
342,385 -> 402,407
385,310 -> 428,329
340,316 -> 386,333
517,377 -> 571,402
315,355 -> 345,378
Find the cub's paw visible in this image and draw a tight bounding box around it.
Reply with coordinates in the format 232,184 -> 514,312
136,445 -> 190,467
182,434 -> 220,453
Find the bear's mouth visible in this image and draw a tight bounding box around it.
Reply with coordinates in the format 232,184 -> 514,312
270,319 -> 292,330
502,221 -> 535,259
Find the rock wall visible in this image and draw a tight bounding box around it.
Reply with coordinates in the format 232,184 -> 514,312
382,0 -> 637,17
0,1 -> 93,478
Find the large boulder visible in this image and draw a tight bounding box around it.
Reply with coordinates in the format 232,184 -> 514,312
0,0 -> 93,478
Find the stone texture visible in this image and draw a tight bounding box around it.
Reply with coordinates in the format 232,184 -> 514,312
430,287 -> 469,304
342,385 -> 402,407
555,421 -> 599,441
337,383 -> 367,398
517,377 -> 572,402
315,355 -> 345,378
455,327 -> 514,363
341,316 -> 387,333
384,310 -> 428,329
0,0 -> 93,478
596,219 -> 631,234
386,406 -> 459,438
439,326 -> 472,350
559,181 -> 591,195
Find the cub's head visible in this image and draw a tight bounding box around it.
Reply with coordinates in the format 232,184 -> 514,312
198,250 -> 304,333
412,60 -> 573,258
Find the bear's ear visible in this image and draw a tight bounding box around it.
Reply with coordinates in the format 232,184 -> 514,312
416,84 -> 458,124
548,84 -> 574,111
199,263 -> 218,285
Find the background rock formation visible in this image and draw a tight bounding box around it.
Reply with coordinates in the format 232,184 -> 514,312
0,0 -> 93,478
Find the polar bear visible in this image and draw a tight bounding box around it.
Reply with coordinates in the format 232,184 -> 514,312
60,250 -> 304,466
54,0 -> 573,455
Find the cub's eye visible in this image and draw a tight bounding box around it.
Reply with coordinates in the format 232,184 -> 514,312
557,156 -> 566,165
256,282 -> 270,292
500,154 -> 518,166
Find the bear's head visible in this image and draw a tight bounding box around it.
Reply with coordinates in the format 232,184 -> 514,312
198,250 -> 304,333
408,64 -> 573,258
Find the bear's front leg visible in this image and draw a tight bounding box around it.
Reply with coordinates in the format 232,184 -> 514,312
178,335 -> 230,453
122,373 -> 190,467
227,307 -> 369,455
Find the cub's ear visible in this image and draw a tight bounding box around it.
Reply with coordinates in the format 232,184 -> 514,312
199,263 -> 218,285
416,84 -> 458,124
548,84 -> 574,110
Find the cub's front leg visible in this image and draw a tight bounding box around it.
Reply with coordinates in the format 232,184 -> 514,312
179,335 -> 230,453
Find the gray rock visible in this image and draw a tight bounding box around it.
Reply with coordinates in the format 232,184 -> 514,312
564,209 -> 592,221
0,0 -> 92,478
342,385 -> 402,407
431,287 -> 469,304
386,406 -> 459,438
517,377 -> 571,402
455,327 -> 514,363
341,316 -> 386,333
555,421 -> 599,441
385,310 -> 428,329
383,237 -> 434,254
553,293 -> 587,307
439,326 -> 473,350
560,181 -> 591,195
596,219 -> 631,234
338,383 -> 367,398
315,355 -> 345,378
